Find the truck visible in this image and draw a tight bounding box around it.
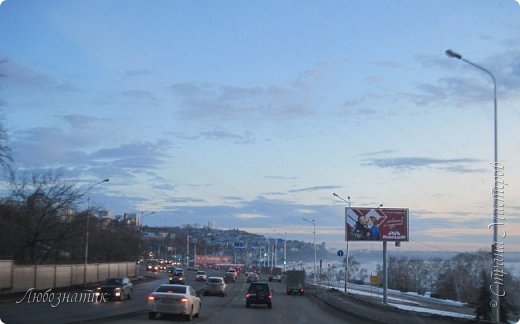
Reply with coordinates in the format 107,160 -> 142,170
269,267 -> 283,282
286,270 -> 305,295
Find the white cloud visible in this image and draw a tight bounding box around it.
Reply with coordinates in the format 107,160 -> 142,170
234,213 -> 269,220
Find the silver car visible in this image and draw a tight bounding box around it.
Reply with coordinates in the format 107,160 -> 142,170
204,277 -> 226,296
147,284 -> 201,321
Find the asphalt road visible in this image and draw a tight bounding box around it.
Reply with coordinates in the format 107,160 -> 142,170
0,267 -> 357,324
94,270 -> 356,324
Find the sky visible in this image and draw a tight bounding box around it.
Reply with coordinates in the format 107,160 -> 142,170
1,0 -> 520,254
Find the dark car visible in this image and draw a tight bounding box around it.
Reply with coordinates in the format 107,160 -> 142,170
169,272 -> 186,284
94,277 -> 133,301
246,282 -> 272,309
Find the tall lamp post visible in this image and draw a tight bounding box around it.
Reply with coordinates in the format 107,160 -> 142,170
333,192 -> 350,293
302,217 -> 316,286
445,49 -> 500,323
272,229 -> 287,271
138,211 -> 155,260
84,178 -> 109,287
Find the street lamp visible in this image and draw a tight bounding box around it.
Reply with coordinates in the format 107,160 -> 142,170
302,217 -> 316,286
84,178 -> 109,287
272,229 -> 287,271
137,211 -> 155,260
332,193 -> 351,293
446,49 -> 500,322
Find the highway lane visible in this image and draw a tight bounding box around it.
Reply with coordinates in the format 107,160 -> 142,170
0,267 -> 361,324
97,271 -> 360,324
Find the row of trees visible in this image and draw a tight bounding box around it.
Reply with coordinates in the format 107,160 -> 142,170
0,170 -> 141,264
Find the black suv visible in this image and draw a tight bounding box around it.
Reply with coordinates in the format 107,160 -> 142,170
246,282 -> 272,309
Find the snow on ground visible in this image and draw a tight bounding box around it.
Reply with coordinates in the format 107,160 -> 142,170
318,282 -> 471,319
388,303 -> 474,320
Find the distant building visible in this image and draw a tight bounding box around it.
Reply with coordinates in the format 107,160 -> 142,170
123,213 -> 137,226
208,220 -> 216,229
99,210 -> 112,219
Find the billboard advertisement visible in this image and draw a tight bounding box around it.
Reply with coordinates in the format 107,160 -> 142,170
345,207 -> 409,241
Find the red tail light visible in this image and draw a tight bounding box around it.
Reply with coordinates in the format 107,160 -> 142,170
246,293 -> 251,298
268,293 -> 272,299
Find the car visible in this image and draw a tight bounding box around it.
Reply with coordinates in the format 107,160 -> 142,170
169,272 -> 186,284
94,277 -> 133,301
204,277 -> 226,296
148,284 -> 201,321
246,282 -> 272,309
147,262 -> 160,272
175,268 -> 184,275
195,270 -> 207,282
246,273 -> 259,283
224,269 -> 237,283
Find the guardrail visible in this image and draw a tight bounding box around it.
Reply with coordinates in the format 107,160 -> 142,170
0,260 -> 137,293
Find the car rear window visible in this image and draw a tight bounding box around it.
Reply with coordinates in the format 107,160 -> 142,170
156,285 -> 186,294
248,284 -> 269,293
103,278 -> 122,285
208,278 -> 222,283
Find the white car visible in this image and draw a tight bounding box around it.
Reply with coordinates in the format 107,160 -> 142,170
204,277 -> 227,296
195,270 -> 207,281
147,284 -> 202,321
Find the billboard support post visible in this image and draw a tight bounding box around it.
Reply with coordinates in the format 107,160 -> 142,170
383,241 -> 388,304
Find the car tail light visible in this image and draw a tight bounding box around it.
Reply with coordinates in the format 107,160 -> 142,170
180,297 -> 188,303
268,293 -> 272,299
246,293 -> 251,299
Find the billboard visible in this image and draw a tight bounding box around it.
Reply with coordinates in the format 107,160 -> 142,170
345,207 -> 409,241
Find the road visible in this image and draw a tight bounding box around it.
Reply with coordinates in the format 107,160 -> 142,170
0,266 -> 357,324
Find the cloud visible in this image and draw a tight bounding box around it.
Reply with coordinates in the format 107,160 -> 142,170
199,130 -> 256,145
413,50 -> 520,107
235,213 -> 270,220
120,90 -> 159,106
122,69 -> 156,78
264,175 -> 298,180
168,81 -> 314,121
2,60 -> 81,93
165,197 -> 206,204
289,185 -> 342,193
60,114 -> 105,128
91,140 -> 173,169
362,156 -> 482,173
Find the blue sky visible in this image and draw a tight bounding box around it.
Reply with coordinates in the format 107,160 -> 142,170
1,0 -> 520,253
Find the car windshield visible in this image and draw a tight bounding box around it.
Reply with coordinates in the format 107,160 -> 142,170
155,285 -> 186,294
103,278 -> 122,285
196,271 -> 205,275
208,278 -> 222,283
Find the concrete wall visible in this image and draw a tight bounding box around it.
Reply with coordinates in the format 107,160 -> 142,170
0,260 -> 13,290
0,261 -> 137,294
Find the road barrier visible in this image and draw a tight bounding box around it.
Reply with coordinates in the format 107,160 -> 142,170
0,260 -> 137,293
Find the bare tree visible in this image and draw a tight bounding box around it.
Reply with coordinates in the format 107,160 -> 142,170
2,170 -> 84,263
0,60 -> 13,171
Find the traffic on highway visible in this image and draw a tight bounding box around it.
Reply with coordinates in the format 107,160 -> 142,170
0,262 -> 354,324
